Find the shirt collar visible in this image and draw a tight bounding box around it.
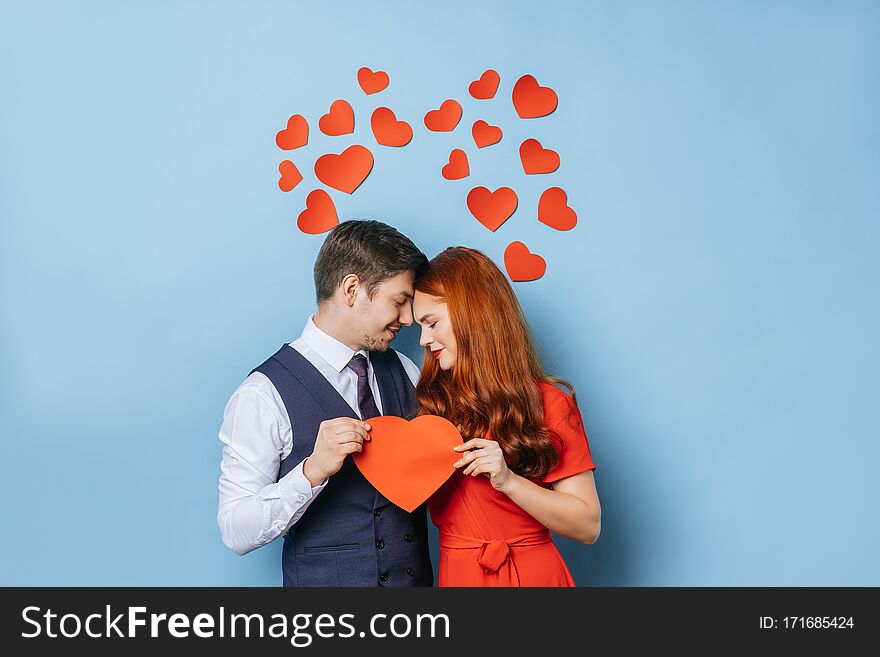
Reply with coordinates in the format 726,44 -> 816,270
300,314 -> 369,373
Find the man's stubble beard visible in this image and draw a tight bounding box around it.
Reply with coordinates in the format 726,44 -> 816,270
361,334 -> 390,352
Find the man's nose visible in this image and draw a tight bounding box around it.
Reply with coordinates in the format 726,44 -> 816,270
399,301 -> 414,326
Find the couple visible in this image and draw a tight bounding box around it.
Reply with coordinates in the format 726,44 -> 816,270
217,220 -> 601,586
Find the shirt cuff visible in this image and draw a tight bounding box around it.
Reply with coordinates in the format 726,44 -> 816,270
279,458 -> 327,511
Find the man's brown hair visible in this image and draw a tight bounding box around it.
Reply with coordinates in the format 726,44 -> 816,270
313,219 -> 428,303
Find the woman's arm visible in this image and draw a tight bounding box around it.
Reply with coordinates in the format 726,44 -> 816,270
454,438 -> 601,544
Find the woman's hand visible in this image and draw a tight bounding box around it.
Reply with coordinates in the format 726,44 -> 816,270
453,438 -> 513,492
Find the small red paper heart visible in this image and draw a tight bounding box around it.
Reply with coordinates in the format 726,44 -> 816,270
519,138 -> 560,174
314,145 -> 374,194
504,241 -> 546,281
472,120 -> 502,148
538,187 -> 578,230
442,149 -> 469,180
353,415 -> 463,513
358,67 -> 390,95
276,114 -> 308,150
319,99 -> 355,136
469,69 -> 500,99
471,120 -> 503,148
371,107 -> 413,147
278,160 -> 303,192
467,186 -> 518,231
424,99 -> 462,132
512,74 -> 558,119
297,189 -> 339,235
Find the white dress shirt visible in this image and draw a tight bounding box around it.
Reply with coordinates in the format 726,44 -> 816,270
217,315 -> 421,556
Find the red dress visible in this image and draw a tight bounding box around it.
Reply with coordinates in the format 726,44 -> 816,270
428,382 -> 596,587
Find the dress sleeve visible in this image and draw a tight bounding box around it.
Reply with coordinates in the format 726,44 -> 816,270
540,384 -> 596,483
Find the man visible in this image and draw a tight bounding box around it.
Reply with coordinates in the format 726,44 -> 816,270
217,220 -> 433,586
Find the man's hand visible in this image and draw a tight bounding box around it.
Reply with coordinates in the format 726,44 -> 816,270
302,418 -> 372,486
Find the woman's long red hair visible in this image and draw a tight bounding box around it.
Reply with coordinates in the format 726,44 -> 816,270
414,247 -> 576,479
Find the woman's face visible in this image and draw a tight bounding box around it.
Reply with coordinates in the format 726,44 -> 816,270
413,291 -> 457,370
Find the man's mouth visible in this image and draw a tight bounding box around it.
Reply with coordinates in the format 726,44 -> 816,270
386,328 -> 399,339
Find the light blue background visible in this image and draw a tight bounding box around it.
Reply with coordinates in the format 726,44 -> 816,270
1,0 -> 877,586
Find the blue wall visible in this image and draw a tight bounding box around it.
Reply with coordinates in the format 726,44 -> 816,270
1,0 -> 877,585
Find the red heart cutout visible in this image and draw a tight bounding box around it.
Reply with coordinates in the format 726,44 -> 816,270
512,74 -> 558,119
424,99 -> 462,132
319,99 -> 355,136
441,149 -> 469,180
519,138 -> 560,174
297,190 -> 339,235
467,186 -> 518,231
357,67 -> 390,95
353,415 -> 463,513
278,160 -> 303,192
472,120 -> 502,148
314,145 -> 374,194
276,114 -> 308,150
371,107 -> 413,147
538,187 -> 578,230
469,69 -> 500,99
504,241 -> 546,281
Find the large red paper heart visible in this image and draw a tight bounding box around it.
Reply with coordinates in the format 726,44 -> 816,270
353,415 -> 463,513
469,69 -> 500,100
278,160 -> 303,192
319,99 -> 355,136
504,241 -> 546,281
297,189 -> 339,234
538,187 -> 578,230
441,149 -> 469,180
314,145 -> 374,194
276,114 -> 308,150
512,74 -> 558,119
467,186 -> 518,231
472,120 -> 502,148
358,67 -> 390,95
371,107 -> 413,147
520,138 -> 559,174
424,99 -> 462,132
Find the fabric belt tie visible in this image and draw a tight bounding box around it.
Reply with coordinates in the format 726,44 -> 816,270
440,530 -> 552,573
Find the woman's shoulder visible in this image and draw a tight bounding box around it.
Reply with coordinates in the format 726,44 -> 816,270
537,380 -> 575,406
537,380 -> 581,426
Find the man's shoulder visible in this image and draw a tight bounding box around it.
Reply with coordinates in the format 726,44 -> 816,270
234,370 -> 278,400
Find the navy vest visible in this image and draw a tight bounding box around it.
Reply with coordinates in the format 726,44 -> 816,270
251,344 -> 433,587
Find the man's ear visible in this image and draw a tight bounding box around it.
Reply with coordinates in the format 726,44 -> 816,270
340,273 -> 360,307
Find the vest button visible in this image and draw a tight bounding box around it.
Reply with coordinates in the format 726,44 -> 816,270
404,534 -> 413,543
380,572 -> 389,582
374,509 -> 382,517
376,540 -> 385,549
407,568 -> 416,577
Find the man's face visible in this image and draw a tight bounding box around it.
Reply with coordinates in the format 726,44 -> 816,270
354,270 -> 415,352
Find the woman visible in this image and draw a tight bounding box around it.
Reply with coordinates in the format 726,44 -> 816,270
413,246 -> 601,587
